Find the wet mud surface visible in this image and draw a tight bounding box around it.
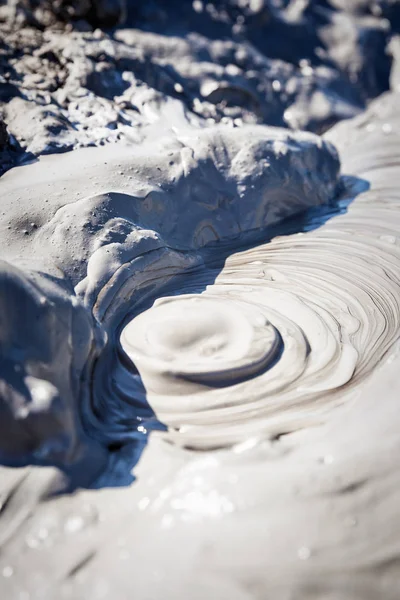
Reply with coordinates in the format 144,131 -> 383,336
1,1 -> 400,599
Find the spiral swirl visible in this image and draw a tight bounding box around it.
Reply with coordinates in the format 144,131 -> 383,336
121,295 -> 281,392
118,188 -> 400,448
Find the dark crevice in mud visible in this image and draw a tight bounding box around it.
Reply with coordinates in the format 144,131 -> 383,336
66,551 -> 96,579
334,479 -> 368,495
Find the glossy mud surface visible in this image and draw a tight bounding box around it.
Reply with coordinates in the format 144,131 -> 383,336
1,2 -> 400,599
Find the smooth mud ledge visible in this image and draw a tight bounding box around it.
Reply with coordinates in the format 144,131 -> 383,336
1,2 -> 400,599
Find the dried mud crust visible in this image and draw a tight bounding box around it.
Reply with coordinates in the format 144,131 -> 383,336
0,0 -> 399,175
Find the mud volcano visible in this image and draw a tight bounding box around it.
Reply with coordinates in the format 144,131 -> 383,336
1,1 -> 400,599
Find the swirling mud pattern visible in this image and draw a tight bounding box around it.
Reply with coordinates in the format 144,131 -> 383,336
1,110 -> 400,461
3,1 -> 400,597
2,86 -> 400,600
114,180 -> 399,450
70,112 -> 400,455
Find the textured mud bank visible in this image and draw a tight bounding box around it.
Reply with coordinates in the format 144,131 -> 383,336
1,1 -> 400,600
0,124 -> 341,464
1,0 -> 399,173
